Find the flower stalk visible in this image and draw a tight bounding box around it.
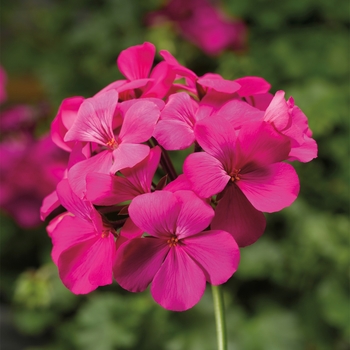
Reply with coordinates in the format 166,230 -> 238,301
212,284 -> 227,350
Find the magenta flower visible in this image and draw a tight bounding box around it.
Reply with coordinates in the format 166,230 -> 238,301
64,89 -> 161,196
148,0 -> 246,55
184,117 -> 300,246
113,190 -> 240,311
0,133 -> 68,228
85,146 -> 161,205
48,179 -> 116,294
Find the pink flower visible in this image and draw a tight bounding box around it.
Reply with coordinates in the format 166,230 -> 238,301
263,91 -> 318,162
148,0 -> 246,55
184,117 -> 300,246
0,65 -> 7,104
51,96 -> 85,152
64,89 -> 161,197
99,42 -> 176,100
85,146 -> 161,205
113,190 -> 240,311
48,179 -> 116,294
0,133 -> 68,228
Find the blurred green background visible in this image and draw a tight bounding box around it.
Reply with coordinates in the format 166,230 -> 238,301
0,0 -> 349,349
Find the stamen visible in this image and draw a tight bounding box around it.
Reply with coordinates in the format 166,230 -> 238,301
167,235 -> 179,248
229,169 -> 241,182
106,139 -> 118,150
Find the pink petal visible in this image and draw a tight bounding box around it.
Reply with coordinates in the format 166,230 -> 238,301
113,237 -> 169,292
117,42 -> 155,80
288,137 -> 318,162
183,230 -> 240,284
56,179 -> 101,225
234,76 -> 271,97
174,190 -> 214,238
68,151 -> 113,198
164,174 -> 192,192
194,116 -> 237,168
263,90 -> 290,130
58,235 -> 115,294
50,215 -> 96,264
236,121 -> 291,170
142,61 -> 176,98
128,191 -> 181,238
183,152 -> 229,198
51,96 -> 84,152
40,190 -> 60,221
151,247 -> 206,311
86,172 -> 139,205
120,146 -> 161,191
197,74 -> 241,94
238,162 -> 300,212
119,100 -> 160,143
120,217 -> 143,239
211,184 -> 266,247
64,90 -> 119,145
153,120 -> 195,150
159,50 -> 198,81
110,143 -> 150,173
216,99 -> 264,128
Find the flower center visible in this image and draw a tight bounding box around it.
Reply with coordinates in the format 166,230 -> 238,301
106,138 -> 118,150
167,234 -> 179,248
101,227 -> 115,238
229,169 -> 241,182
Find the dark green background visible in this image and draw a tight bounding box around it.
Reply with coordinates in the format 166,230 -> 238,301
0,0 -> 349,349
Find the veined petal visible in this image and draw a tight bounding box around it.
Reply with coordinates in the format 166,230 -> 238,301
57,179 -> 101,225
128,191 -> 181,238
234,76 -> 271,97
151,247 -> 206,311
236,121 -> 291,171
50,215 -> 97,264
117,42 -> 155,80
184,152 -> 229,198
51,96 -> 84,152
110,143 -> 150,174
237,162 -> 300,212
119,100 -> 160,143
40,190 -> 60,221
86,172 -> 140,205
65,90 -> 119,145
120,146 -> 161,192
264,90 -> 290,130
216,99 -> 263,128
113,237 -> 169,292
174,190 -> 214,238
211,185 -> 266,247
194,116 -> 237,169
68,151 -> 113,198
183,230 -> 240,284
153,120 -> 195,150
197,75 -> 241,94
58,235 -> 114,294
288,137 -> 318,162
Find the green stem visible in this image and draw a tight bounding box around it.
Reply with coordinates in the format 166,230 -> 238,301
211,284 -> 227,350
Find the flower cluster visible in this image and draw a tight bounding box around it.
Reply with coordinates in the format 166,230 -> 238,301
0,66 -> 68,228
42,42 -> 317,311
147,0 -> 246,55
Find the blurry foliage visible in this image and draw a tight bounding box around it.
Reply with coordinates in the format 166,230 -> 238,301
0,0 -> 349,349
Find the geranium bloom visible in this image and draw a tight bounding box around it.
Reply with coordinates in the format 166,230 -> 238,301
184,117 -> 300,246
48,179 -> 116,294
147,0 -> 246,55
64,89 -> 161,196
0,133 -> 68,228
113,190 -> 240,311
85,146 -> 161,205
